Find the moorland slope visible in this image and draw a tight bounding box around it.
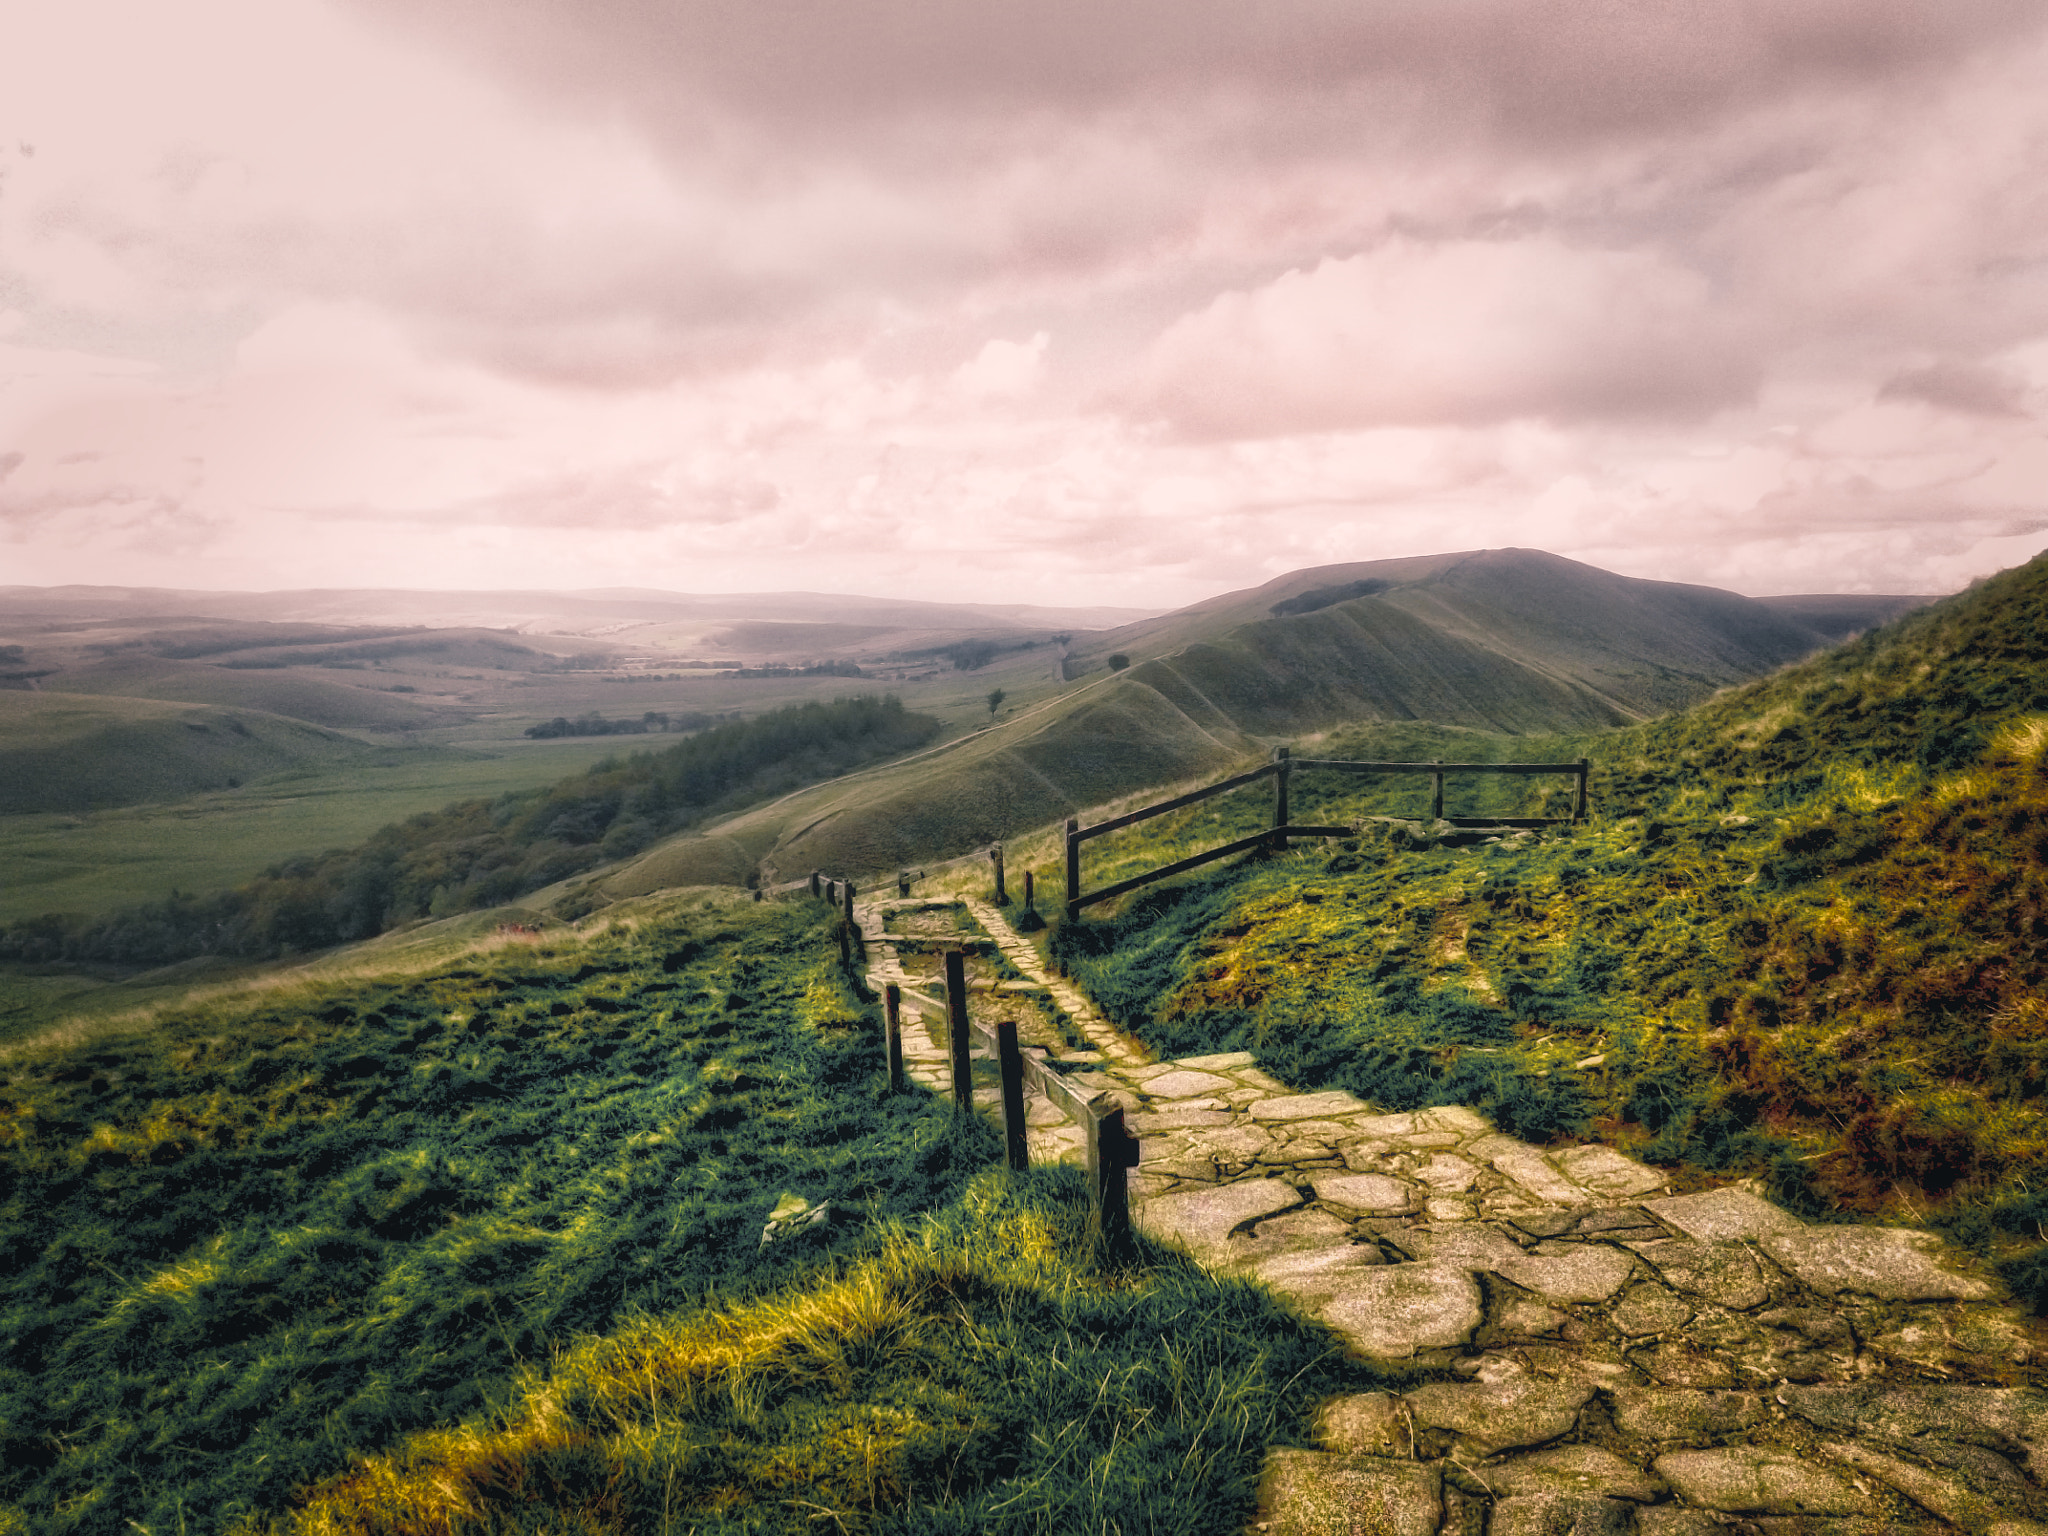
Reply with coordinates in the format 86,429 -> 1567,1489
1037,548 -> 2048,1292
613,549 -> 1885,888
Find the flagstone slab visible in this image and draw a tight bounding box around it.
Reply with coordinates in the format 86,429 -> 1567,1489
1489,1493 -> 1634,1536
1760,1225 -> 1999,1301
1491,1149 -> 1591,1205
1135,1178 -> 1301,1266
1496,1245 -> 1638,1304
1416,1153 -> 1482,1192
1609,1389 -> 1768,1442
1249,1243 -> 1393,1299
1482,1446 -> 1666,1503
1651,1448 -> 1862,1515
1315,1264 -> 1485,1359
1404,1223 -> 1531,1269
1628,1240 -> 1770,1310
1315,1393 -> 1412,1457
1255,1450 -> 1442,1536
1403,1379 -> 1594,1456
1173,1050 -> 1257,1071
1251,1089 -> 1376,1121
1138,1069 -> 1235,1099
1553,1144 -> 1668,1199
1643,1186 -> 1803,1243
1314,1173 -> 1420,1215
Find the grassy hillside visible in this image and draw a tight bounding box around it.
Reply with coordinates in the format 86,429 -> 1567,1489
44,658 -> 457,732
0,693 -> 385,816
1036,551 -> 2048,1294
1064,548 -> 1846,709
608,550 -> 1858,891
0,896 -> 1371,1536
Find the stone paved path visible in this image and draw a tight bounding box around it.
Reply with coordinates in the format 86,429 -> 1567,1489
853,892 -> 2048,1535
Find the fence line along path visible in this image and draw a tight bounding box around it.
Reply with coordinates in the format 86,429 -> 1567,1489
852,882 -> 2048,1536
1065,747 -> 1592,922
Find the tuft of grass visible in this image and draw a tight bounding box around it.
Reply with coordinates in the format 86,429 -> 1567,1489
246,1169 -> 1381,1536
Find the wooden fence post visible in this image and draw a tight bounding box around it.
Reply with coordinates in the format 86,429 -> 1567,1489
1022,870 -> 1035,914
884,982 -> 905,1092
991,844 -> 1007,904
945,948 -> 972,1112
842,879 -> 855,929
996,1020 -> 1027,1171
1431,760 -> 1445,821
1575,758 -> 1590,823
898,869 -> 911,898
1086,1099 -> 1141,1257
1064,817 -> 1081,925
1272,745 -> 1291,851
810,871 -> 821,899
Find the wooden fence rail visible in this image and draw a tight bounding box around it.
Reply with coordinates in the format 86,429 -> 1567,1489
1064,749 -> 1591,921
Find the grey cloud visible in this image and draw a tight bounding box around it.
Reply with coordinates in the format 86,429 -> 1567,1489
1879,359 -> 2032,417
351,0 -> 2037,145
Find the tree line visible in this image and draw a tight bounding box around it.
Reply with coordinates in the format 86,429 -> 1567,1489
1,695 -> 940,968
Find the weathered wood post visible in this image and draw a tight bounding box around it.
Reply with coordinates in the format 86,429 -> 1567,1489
883,982 -> 905,1092
1272,745 -> 1291,851
1022,870 -> 1035,914
838,921 -> 850,969
1431,760 -> 1445,821
810,871 -> 821,899
898,869 -> 911,898
1575,758 -> 1590,823
842,879 -> 855,929
991,843 -> 1007,904
996,1020 -> 1027,1171
1085,1097 -> 1141,1257
945,948 -> 972,1112
1064,817 -> 1081,924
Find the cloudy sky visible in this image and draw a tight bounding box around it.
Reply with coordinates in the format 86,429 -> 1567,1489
3,0 -> 2047,608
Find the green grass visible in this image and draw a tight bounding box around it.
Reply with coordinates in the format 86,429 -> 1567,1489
1034,549 -> 2048,1300
0,740 -> 639,925
0,897 -> 1380,1536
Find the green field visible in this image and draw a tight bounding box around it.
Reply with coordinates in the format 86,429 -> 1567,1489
0,895 -> 1375,1536
0,738 -> 645,925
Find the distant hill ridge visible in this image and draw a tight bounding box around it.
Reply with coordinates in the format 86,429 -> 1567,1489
614,549 -> 1930,889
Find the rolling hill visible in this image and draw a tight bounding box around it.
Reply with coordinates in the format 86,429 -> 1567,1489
0,692 -> 384,815
610,548 -> 1914,888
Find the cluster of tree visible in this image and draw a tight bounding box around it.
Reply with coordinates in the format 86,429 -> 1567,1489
720,660 -> 866,678
523,709 -> 731,739
2,694 -> 941,969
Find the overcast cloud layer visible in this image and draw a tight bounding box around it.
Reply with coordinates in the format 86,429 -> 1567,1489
3,0 -> 2047,606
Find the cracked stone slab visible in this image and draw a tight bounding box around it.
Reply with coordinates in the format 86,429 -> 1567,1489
1552,1144 -> 1668,1199
1822,1439 -> 2043,1528
1628,1239 -> 1770,1310
1610,1389 -> 1768,1442
1255,1450 -> 1442,1536
1610,1283 -> 1695,1337
1403,1223 -> 1530,1268
1488,1492 -> 1633,1536
1643,1185 -> 1803,1243
1313,1173 -> 1420,1215
1316,1393 -> 1411,1457
1172,1050 -> 1256,1070
1250,1089 -> 1376,1121
1135,1178 -> 1300,1266
1492,1149 -> 1592,1205
1480,1445 -> 1666,1503
1496,1245 -> 1638,1304
1403,1379 -> 1594,1456
1777,1385 -> 2048,1484
1249,1243 -> 1393,1301
1651,1448 -> 1863,1514
1136,1068 -> 1235,1099
1316,1264 -> 1486,1359
1416,1153 -> 1482,1192
1760,1225 -> 2000,1301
